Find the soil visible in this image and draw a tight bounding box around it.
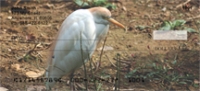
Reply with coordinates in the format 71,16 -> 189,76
0,0 -> 199,91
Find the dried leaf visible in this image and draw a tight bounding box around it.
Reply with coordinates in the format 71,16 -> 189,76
194,79 -> 200,84
147,45 -> 150,50
11,64 -> 20,71
26,33 -> 36,41
36,43 -> 43,48
122,6 -> 127,11
46,3 -> 55,8
98,46 -> 114,51
7,16 -> 12,20
26,70 -> 45,78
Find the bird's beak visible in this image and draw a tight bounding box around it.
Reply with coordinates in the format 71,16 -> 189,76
108,18 -> 126,29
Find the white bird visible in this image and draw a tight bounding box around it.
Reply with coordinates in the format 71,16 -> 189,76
45,7 -> 125,90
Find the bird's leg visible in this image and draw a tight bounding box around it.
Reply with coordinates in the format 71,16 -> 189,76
69,71 -> 75,90
99,37 -> 107,68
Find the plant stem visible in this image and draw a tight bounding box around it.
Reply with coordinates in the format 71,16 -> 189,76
80,30 -> 88,90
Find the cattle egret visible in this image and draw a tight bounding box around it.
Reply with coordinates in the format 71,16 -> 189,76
45,7 -> 126,90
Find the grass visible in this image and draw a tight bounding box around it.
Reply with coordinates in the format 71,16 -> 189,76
125,54 -> 199,89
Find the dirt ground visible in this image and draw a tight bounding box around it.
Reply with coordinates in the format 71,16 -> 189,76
0,0 -> 200,91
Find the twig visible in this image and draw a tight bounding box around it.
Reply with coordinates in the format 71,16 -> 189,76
54,4 -> 67,9
80,30 -> 88,91
186,14 -> 200,21
114,53 -> 121,91
18,43 -> 38,62
88,54 -> 97,90
99,37 -> 107,67
175,0 -> 191,9
145,13 -> 153,23
14,0 -> 21,6
105,54 -> 117,68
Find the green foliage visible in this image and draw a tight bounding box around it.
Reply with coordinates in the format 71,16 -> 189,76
125,67 -> 140,78
97,83 -> 102,91
171,20 -> 186,28
74,0 -> 89,7
74,0 -> 116,10
24,54 -> 36,62
136,25 -> 146,31
159,21 -> 172,31
160,20 -> 186,30
184,27 -> 197,33
159,19 -> 198,33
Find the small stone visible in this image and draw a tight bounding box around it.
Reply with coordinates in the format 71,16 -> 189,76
7,16 -> 12,20
162,7 -> 166,12
8,10 -> 11,13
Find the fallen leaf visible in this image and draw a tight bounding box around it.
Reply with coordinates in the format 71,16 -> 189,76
97,46 -> 114,51
122,6 -> 127,11
26,70 -> 45,78
45,3 -> 55,9
26,33 -> 36,41
166,63 -> 173,69
7,48 -> 12,52
194,79 -> 200,84
163,11 -> 170,17
36,43 -> 43,48
147,45 -> 150,50
11,64 -> 20,71
7,16 -> 12,20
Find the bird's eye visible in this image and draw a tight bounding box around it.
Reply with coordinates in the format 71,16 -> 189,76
102,16 -> 106,19
102,16 -> 110,20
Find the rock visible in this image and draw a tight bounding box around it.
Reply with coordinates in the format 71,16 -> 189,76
162,7 -> 166,12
